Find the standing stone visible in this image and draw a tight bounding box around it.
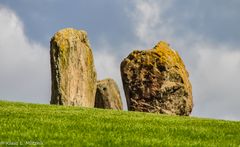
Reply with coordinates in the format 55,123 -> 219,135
95,79 -> 123,110
121,41 -> 193,115
50,28 -> 97,107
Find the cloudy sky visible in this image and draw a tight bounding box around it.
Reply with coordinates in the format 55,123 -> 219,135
0,0 -> 239,121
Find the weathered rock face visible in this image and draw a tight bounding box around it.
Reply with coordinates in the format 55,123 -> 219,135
121,41 -> 193,115
95,79 -> 123,110
50,28 -> 97,107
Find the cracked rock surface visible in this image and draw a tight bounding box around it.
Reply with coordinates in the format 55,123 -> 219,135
121,41 -> 193,115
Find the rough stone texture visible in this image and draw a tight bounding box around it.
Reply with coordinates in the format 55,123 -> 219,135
95,79 -> 123,110
50,28 -> 97,107
121,41 -> 193,116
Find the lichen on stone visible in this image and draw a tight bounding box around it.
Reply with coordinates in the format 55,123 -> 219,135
121,41 -> 193,116
50,28 -> 97,107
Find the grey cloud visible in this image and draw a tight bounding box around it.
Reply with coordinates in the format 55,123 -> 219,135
0,7 -> 50,104
191,47 -> 240,120
163,0 -> 240,48
0,0 -> 135,49
0,1 -> 240,121
128,0 -> 240,120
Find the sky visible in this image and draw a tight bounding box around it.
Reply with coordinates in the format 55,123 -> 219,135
0,0 -> 240,121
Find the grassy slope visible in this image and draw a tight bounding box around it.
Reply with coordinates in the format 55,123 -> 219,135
0,100 -> 239,146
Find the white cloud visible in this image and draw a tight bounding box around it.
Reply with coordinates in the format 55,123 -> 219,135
0,6 -> 50,103
0,5 -> 128,108
1,1 -> 240,121
94,51 -> 120,82
129,0 -> 240,120
191,45 -> 240,120
129,0 -> 173,47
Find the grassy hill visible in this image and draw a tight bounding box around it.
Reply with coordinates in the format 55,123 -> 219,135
0,100 -> 239,146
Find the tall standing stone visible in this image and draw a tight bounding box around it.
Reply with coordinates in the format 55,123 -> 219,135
50,28 -> 97,107
121,41 -> 193,115
95,79 -> 123,110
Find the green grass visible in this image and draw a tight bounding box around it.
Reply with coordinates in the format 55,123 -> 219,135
0,100 -> 239,146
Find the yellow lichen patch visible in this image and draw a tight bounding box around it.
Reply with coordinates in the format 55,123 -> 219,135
121,41 -> 193,115
50,28 -> 97,107
153,41 -> 183,67
50,28 -> 91,70
152,41 -> 192,106
52,28 -> 90,48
